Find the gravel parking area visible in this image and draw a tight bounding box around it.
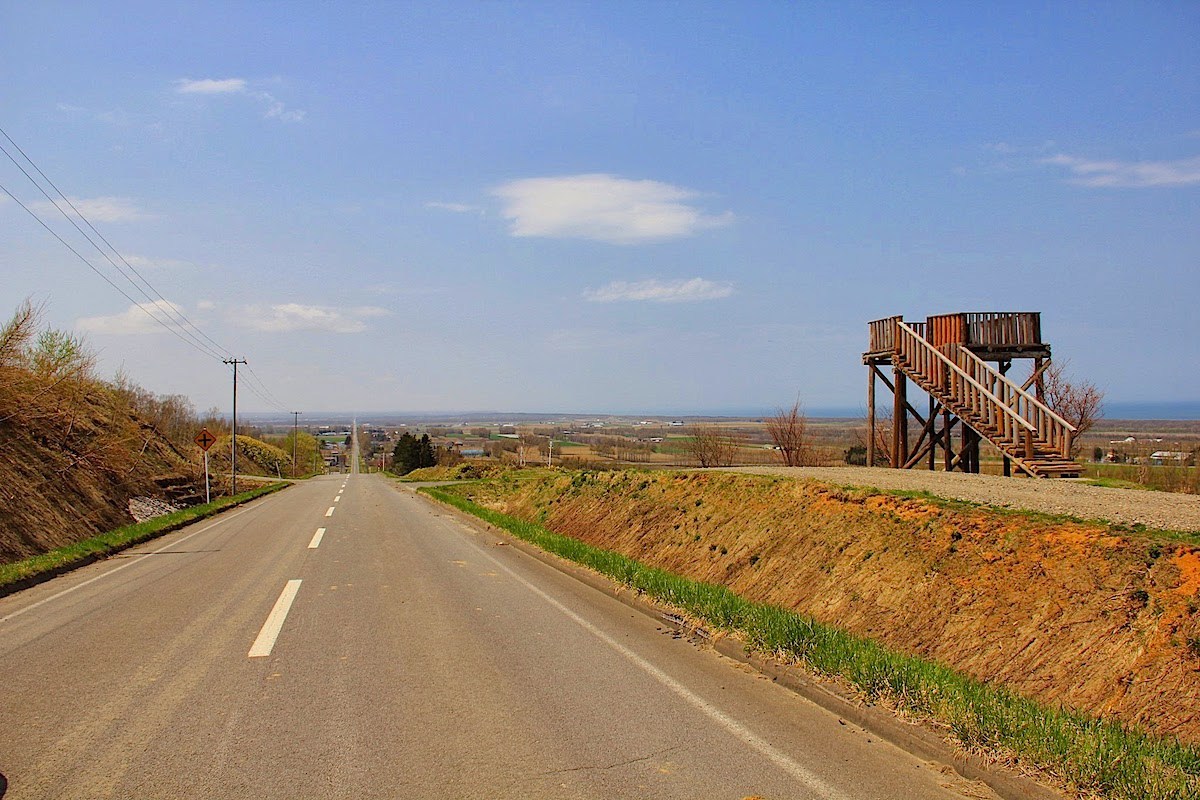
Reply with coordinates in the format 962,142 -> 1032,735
722,465 -> 1200,533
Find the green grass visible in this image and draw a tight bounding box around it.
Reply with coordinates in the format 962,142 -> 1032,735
1084,477 -> 1157,491
421,484 -> 1200,800
0,483 -> 288,590
1083,463 -> 1199,495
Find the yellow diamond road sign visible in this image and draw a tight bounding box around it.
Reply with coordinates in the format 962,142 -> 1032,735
195,428 -> 218,452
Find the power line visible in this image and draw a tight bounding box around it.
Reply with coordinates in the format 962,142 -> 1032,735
243,363 -> 289,412
1,126 -> 294,416
0,133 -> 229,362
0,179 -> 195,346
0,126 -> 235,362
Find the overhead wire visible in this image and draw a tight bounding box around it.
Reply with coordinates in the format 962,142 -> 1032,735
0,135 -> 228,362
0,179 -> 195,346
0,125 -> 235,362
0,127 -> 291,413
242,363 -> 289,412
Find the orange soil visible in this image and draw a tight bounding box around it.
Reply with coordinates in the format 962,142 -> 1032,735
466,470 -> 1200,744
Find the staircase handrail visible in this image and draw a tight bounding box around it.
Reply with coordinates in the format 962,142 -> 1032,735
952,346 -> 1075,458
895,321 -> 1035,434
955,348 -> 1077,433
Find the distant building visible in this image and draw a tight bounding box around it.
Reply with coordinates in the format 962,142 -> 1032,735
1150,451 -> 1193,465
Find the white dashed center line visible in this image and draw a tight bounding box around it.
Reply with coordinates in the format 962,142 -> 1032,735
308,528 -> 326,549
248,580 -> 302,658
325,507 -> 335,517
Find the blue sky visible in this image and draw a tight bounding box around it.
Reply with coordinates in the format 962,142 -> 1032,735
1,2 -> 1197,415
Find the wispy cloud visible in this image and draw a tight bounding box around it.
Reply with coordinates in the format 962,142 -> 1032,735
1041,153 -> 1200,188
426,201 -> 482,213
239,304 -> 388,333
125,254 -> 193,270
174,77 -> 305,123
583,277 -> 734,303
31,196 -> 148,223
76,300 -> 185,335
492,174 -> 734,244
175,78 -> 247,95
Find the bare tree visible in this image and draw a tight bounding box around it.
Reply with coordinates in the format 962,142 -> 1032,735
686,424 -> 738,467
766,399 -> 810,466
1042,360 -> 1104,457
852,413 -> 894,467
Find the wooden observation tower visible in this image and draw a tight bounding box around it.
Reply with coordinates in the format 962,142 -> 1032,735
863,312 -> 1080,478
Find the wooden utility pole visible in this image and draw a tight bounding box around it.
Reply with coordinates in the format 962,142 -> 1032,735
224,358 -> 247,496
291,411 -> 301,478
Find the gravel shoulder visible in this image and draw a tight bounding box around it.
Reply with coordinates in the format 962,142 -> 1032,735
721,465 -> 1200,533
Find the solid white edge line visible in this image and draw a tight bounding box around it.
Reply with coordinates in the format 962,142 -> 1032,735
475,544 -> 846,800
325,507 -> 335,517
308,528 -> 325,549
248,579 -> 302,658
0,501 -> 268,624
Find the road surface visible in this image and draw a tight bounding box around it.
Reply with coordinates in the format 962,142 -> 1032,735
0,473 -> 1000,799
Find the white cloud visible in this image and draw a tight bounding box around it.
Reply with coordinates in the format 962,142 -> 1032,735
492,173 -> 734,244
1042,154 -> 1200,188
174,78 -> 304,123
31,196 -> 147,222
175,78 -> 247,95
583,277 -> 734,304
76,300 -> 185,335
426,201 -> 481,213
124,254 -> 192,270
239,304 -> 389,334
259,93 -> 305,123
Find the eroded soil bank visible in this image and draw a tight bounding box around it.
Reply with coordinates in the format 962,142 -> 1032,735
460,470 -> 1200,744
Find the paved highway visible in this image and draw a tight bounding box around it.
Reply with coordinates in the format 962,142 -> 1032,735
0,473 -> 998,799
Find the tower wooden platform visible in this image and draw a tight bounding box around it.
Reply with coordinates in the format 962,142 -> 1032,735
864,312 -> 1080,478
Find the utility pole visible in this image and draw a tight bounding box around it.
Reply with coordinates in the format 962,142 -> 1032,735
291,411 -> 301,478
547,436 -> 553,468
224,358 -> 247,496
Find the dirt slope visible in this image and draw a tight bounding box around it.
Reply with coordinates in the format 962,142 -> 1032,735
0,387 -> 198,564
462,470 -> 1200,744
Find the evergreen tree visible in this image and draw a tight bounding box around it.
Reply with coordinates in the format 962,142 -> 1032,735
392,432 -> 420,474
417,434 -> 436,469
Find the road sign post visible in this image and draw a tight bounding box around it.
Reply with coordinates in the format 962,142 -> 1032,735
195,428 -> 217,504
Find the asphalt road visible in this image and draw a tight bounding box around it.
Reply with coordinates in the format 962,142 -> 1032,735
0,474 -> 1000,799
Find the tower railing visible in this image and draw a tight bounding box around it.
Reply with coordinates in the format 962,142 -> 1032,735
894,321 -> 1036,454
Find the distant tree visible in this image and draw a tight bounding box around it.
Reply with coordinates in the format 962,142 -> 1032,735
393,432 -> 437,474
854,414 -> 893,467
1042,360 -> 1104,458
765,399 -> 810,467
392,432 -> 419,474
417,434 -> 436,469
686,425 -> 738,467
844,445 -> 868,466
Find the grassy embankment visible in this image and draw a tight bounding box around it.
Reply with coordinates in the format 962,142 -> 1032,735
0,482 -> 288,591
421,478 -> 1200,800
1082,463 -> 1199,494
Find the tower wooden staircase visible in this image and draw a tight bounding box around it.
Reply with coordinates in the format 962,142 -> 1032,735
865,314 -> 1081,478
